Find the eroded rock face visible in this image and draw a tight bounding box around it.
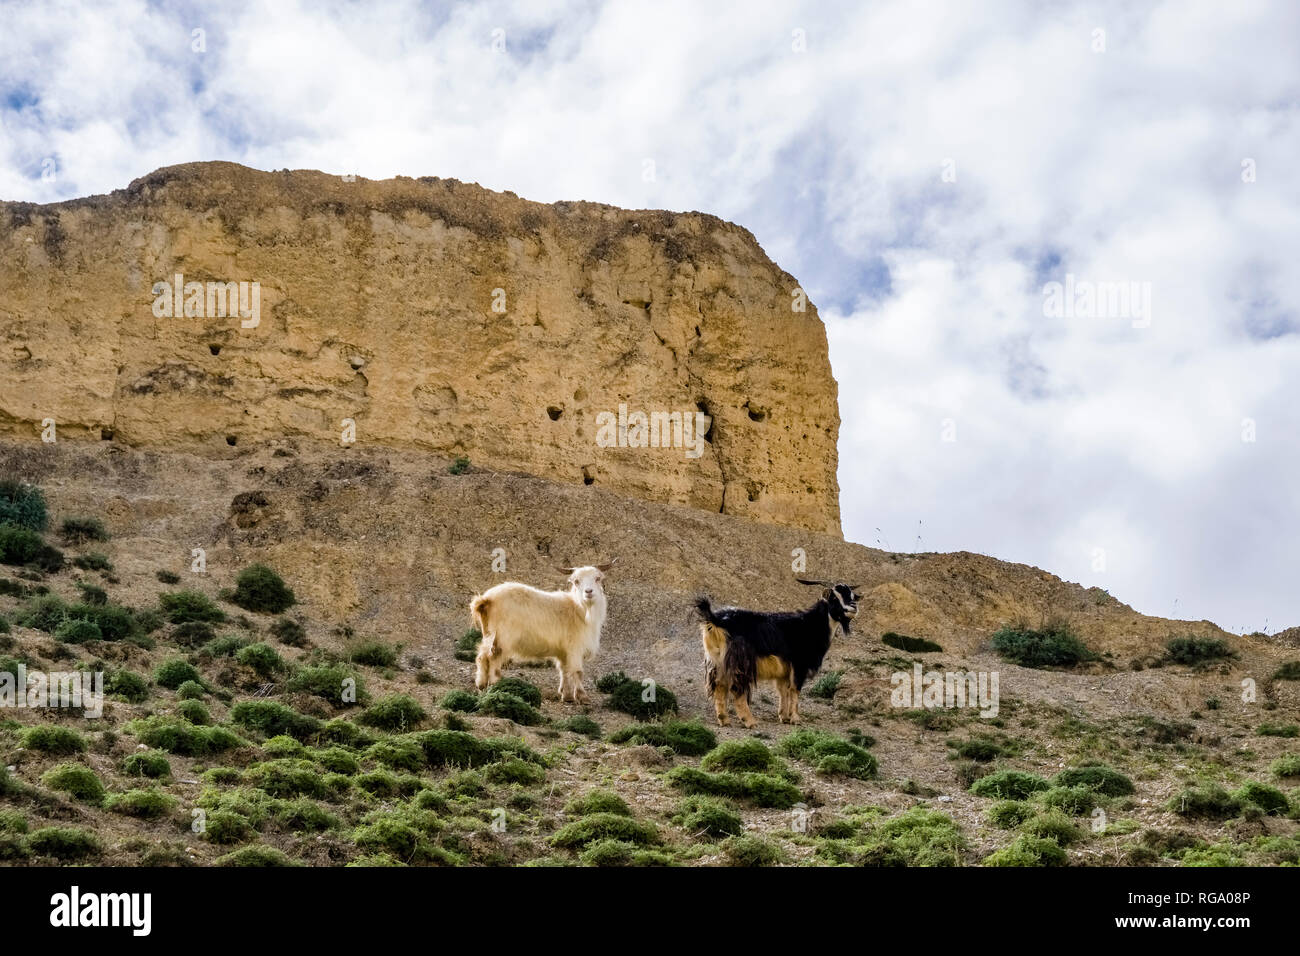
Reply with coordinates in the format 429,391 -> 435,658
0,162 -> 841,535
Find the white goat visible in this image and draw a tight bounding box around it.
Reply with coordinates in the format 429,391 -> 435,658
469,562 -> 615,703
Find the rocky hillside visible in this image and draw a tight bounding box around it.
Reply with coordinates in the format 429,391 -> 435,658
0,439 -> 1297,868
0,163 -> 840,535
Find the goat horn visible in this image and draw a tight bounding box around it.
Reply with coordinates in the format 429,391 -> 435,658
596,558 -> 618,572
558,566 -> 577,574
795,578 -> 829,586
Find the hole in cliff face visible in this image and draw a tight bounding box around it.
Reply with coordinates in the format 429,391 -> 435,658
582,466 -> 595,486
100,428 -> 113,441
746,403 -> 767,422
349,355 -> 366,370
696,401 -> 715,443
209,344 -> 221,356
547,405 -> 563,421
226,435 -> 238,446
573,388 -> 587,403
746,481 -> 763,502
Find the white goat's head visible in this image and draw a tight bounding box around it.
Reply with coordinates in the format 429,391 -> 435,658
559,560 -> 616,607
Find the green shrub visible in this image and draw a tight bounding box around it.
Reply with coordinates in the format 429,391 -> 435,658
310,746 -> 360,775
0,809 -> 27,834
607,720 -> 716,756
454,628 -> 481,662
806,670 -> 842,699
230,564 -> 296,614
175,680 -> 206,700
75,581 -> 108,605
952,739 -> 1001,762
701,739 -> 780,774
1053,764 -> 1135,796
565,790 -> 633,818
491,677 -> 543,707
857,808 -> 966,867
54,616 -> 101,644
60,516 -> 108,543
171,621 -> 217,647
246,759 -> 331,798
154,658 -> 202,689
236,642 -> 287,677
177,699 -> 211,725
15,593 -> 68,632
41,763 -> 105,803
122,751 -> 171,778
666,767 -> 802,808
986,800 -> 1036,829
485,757 -> 546,786
72,552 -> 109,572
984,835 -> 1067,867
476,688 -> 543,725
156,570 -> 181,585
159,589 -> 226,624
1168,784 -> 1242,819
448,456 -> 470,475
0,481 -> 48,531
270,617 -> 308,647
579,839 -> 673,867
991,621 -> 1094,668
274,798 -> 340,833
359,694 -> 426,731
670,796 -> 743,839
0,523 -> 61,569
552,812 -> 660,849
365,737 -> 426,773
970,769 -> 1050,800
603,674 -> 678,719
126,716 -> 244,756
230,701 -> 323,741
201,633 -> 253,658
1040,785 -> 1097,816
1234,781 -> 1290,815
262,735 -> 305,758
347,640 -> 397,667
21,724 -> 86,754
881,632 -> 943,653
106,669 -> 149,702
720,833 -> 785,866
440,689 -> 479,713
557,714 -> 602,738
1273,661 -> 1300,681
1258,723 -> 1299,738
215,846 -> 300,867
106,788 -> 178,819
1164,636 -> 1235,666
1021,810 -> 1082,846
27,826 -> 101,860
287,663 -> 365,707
777,729 -> 877,779
1270,755 -> 1300,779
69,601 -> 136,641
413,730 -> 536,768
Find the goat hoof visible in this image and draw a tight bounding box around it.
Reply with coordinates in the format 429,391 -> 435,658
741,719 -> 757,729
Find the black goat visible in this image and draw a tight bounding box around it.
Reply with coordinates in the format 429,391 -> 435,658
695,581 -> 860,727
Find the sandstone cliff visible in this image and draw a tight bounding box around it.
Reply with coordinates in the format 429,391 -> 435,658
0,162 -> 841,535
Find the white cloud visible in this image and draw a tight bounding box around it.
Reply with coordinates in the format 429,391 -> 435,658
1,0 -> 1296,630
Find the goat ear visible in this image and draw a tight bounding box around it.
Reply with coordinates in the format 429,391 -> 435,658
596,558 -> 618,572
822,587 -> 834,601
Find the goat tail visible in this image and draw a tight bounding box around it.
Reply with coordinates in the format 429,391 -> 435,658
469,594 -> 491,637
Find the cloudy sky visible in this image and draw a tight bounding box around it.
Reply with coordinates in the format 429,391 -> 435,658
3,0 -> 1297,632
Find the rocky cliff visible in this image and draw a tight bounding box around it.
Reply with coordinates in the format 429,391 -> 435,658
0,162 -> 841,535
